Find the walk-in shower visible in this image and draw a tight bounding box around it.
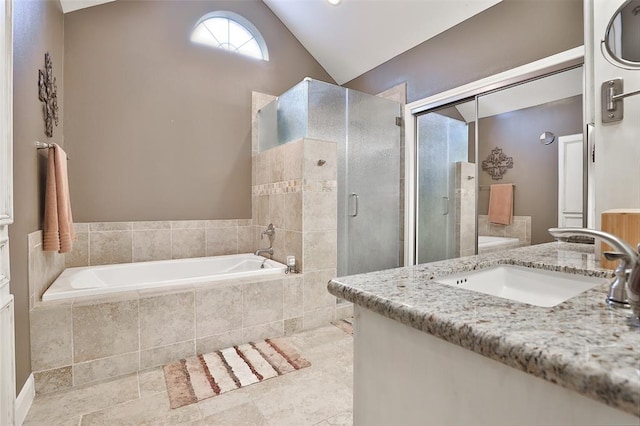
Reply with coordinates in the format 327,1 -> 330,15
258,78 -> 401,276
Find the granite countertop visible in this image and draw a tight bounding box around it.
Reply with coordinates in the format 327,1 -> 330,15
328,242 -> 640,417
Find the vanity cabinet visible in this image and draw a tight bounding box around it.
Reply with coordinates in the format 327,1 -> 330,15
353,306 -> 638,426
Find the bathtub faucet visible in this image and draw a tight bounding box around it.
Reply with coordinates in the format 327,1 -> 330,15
548,228 -> 640,321
254,247 -> 274,257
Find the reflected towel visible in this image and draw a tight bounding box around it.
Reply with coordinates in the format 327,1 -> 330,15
43,144 -> 75,253
488,184 -> 514,225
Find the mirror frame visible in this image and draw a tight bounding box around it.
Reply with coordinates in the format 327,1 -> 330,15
602,0 -> 640,69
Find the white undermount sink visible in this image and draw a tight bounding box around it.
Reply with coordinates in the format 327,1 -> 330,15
435,265 -> 604,307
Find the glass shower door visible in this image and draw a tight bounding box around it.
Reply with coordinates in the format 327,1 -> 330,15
339,90 -> 401,276
416,106 -> 471,264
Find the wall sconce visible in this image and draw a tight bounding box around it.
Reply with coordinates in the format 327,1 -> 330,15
601,78 -> 640,123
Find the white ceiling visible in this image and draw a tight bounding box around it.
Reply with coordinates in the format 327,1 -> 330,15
59,0 -> 115,14
262,0 -> 501,85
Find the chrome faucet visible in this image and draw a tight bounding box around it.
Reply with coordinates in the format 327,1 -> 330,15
548,228 -> 640,319
254,247 -> 274,257
254,224 -> 275,258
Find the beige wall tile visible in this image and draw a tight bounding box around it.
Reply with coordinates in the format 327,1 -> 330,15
243,279 -> 283,327
132,229 -> 171,262
89,231 -> 133,265
89,222 -> 132,232
283,275 -> 303,319
285,231 -> 303,272
140,340 -> 195,370
270,147 -> 285,183
242,321 -> 284,343
303,231 -> 337,271
132,221 -> 171,230
73,300 -> 139,363
304,140 -> 337,181
255,195 -> 269,227
206,227 -> 238,257
29,238 -> 66,303
283,192 -> 303,231
237,226 -> 254,254
269,193 -> 286,229
65,232 -> 89,268
283,140 -> 304,181
303,191 -> 337,232
171,228 -> 205,259
195,285 -> 243,337
196,329 -> 244,355
139,292 -> 195,349
255,151 -> 271,186
304,269 -> 337,311
205,220 -> 238,228
73,223 -> 90,233
171,220 -> 206,229
72,352 -> 139,386
34,366 -> 73,395
30,306 -> 73,371
303,306 -> 335,330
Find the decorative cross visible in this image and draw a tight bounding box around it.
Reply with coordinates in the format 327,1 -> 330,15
38,52 -> 59,138
481,147 -> 513,180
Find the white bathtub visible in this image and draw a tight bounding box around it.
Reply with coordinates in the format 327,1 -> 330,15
43,254 -> 287,301
477,236 -> 522,254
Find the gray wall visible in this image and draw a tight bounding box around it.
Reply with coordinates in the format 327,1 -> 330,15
11,0 -> 65,393
344,0 -> 584,103
64,0 -> 334,222
474,96 -> 583,244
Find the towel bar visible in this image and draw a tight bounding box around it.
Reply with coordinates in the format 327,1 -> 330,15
479,184 -> 515,191
35,141 -> 70,159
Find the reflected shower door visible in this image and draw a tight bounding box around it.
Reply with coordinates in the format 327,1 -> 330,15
340,90 -> 401,276
416,108 -> 470,264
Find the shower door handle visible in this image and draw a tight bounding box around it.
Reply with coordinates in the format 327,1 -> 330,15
350,193 -> 359,217
442,196 -> 449,215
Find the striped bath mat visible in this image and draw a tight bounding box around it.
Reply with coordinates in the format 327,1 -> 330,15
163,338 -> 310,409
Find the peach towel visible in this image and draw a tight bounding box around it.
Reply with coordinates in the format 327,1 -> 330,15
488,183 -> 514,225
43,144 -> 75,253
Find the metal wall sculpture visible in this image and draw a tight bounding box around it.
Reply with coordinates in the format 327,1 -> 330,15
481,147 -> 513,180
38,52 -> 59,138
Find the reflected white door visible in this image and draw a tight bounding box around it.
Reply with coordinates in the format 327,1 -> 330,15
558,134 -> 584,227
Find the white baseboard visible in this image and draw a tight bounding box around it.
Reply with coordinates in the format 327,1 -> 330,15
15,373 -> 34,426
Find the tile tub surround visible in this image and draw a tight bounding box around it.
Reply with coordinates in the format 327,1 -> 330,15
328,242 -> 640,417
478,214 -> 531,245
28,231 -> 66,309
65,220 -> 254,268
30,268 -> 345,395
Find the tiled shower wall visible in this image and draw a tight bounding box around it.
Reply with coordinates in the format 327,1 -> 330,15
456,162 -> 477,257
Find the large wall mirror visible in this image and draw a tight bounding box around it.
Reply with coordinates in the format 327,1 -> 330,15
405,49 -> 585,266
602,0 -> 640,69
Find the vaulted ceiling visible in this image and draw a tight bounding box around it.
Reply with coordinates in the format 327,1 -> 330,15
59,0 -> 502,85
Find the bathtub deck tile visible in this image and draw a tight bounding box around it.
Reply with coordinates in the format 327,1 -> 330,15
139,340 -> 196,370
139,291 -> 195,349
72,300 -> 139,363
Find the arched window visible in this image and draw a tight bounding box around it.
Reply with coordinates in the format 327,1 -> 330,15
190,11 -> 269,61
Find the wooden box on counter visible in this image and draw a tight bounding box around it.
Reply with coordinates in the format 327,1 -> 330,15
601,209 -> 640,270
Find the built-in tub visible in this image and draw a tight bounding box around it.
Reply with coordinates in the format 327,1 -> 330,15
477,236 -> 522,254
42,253 -> 287,301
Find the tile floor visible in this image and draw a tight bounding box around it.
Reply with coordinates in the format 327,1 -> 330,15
23,325 -> 353,425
